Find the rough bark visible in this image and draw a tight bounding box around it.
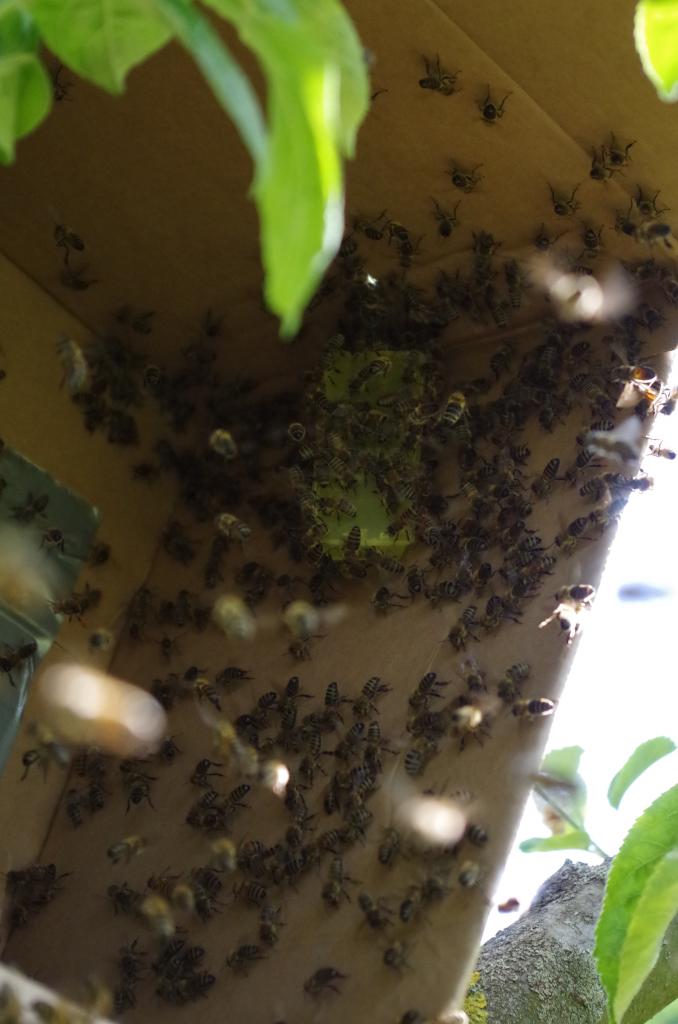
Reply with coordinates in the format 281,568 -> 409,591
468,860 -> 678,1024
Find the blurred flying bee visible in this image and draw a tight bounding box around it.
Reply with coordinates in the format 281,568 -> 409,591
458,860 -> 481,888
208,429 -> 238,459
449,161 -> 483,193
585,418 -> 642,464
450,703 -> 489,750
212,595 -> 256,641
20,721 -> 70,778
139,894 -> 175,939
478,86 -> 511,124
539,585 -> 595,644
56,336 -> 89,394
208,836 -> 237,873
88,627 -> 112,654
498,896 -> 520,913
431,197 -> 461,237
107,835 -> 148,865
304,966 -> 347,996
419,55 -> 461,95
383,942 -> 412,972
60,264 -> 98,290
548,183 -> 580,217
458,656 -> 487,694
646,439 -> 676,459
513,697 -> 556,720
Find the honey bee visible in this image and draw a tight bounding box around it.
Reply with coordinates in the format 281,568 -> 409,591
531,458 -> 561,498
1,639 -> 38,687
431,197 -> 461,237
10,490 -> 49,523
56,336 -> 89,394
212,595 -> 256,640
449,161 -> 483,193
446,606 -> 480,650
478,86 -> 511,124
378,826 -> 401,867
358,891 -> 393,929
512,697 -> 557,720
208,429 -> 238,459
226,945 -> 266,974
635,184 -> 669,219
108,881 -> 143,915
304,966 -> 347,996
539,585 -> 595,643
647,439 -> 676,459
353,210 -> 389,240
419,55 -> 461,95
580,223 -> 604,257
214,513 -> 251,545
548,183 -> 581,217
458,657 -> 487,694
107,835 -> 148,865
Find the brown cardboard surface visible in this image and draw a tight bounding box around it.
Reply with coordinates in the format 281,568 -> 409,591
0,255 -> 174,947
0,3 -> 675,1022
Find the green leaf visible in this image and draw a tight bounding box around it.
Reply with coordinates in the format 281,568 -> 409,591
32,0 -> 173,94
594,783 -> 678,1023
204,0 -> 369,335
608,737 -> 676,810
519,830 -> 593,854
539,745 -> 588,826
615,852 -> 678,1022
645,996 -> 678,1023
635,0 -> 678,101
0,7 -> 52,164
153,0 -> 266,165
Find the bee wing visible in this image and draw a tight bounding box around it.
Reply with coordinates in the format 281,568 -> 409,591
615,381 -> 639,409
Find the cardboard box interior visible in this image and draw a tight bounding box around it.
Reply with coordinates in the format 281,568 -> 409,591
0,2 -> 675,1021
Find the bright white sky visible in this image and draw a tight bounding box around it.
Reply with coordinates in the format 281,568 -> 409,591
483,362 -> 678,944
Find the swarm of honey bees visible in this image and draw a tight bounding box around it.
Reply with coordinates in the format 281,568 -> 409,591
3,62 -> 677,1024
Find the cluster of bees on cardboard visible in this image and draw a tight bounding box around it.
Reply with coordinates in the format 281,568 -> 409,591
3,64 -> 678,1024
